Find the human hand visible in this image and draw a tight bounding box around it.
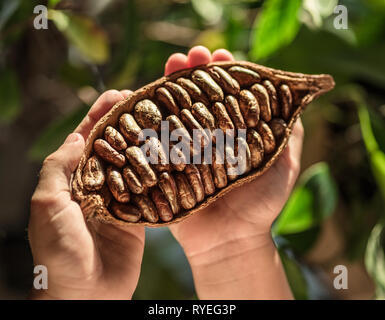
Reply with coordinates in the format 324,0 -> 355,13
28,90 -> 146,300
166,46 -> 302,299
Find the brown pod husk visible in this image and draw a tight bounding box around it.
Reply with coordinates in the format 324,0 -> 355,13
72,61 -> 334,227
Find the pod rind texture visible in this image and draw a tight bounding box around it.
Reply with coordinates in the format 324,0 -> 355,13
71,61 -> 335,227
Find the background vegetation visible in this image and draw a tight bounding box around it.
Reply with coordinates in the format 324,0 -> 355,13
0,0 -> 384,299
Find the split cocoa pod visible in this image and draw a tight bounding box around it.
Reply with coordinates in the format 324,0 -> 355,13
72,61 -> 334,227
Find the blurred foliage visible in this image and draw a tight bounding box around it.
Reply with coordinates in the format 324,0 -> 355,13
1,0 -> 385,299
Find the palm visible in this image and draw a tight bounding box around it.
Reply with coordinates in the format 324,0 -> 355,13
29,193 -> 145,299
170,122 -> 303,256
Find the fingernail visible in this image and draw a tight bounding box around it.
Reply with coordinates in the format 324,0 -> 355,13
64,133 -> 80,144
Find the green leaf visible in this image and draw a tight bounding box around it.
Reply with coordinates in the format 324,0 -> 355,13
358,103 -> 385,200
28,105 -> 88,161
0,68 -> 21,124
250,0 -> 302,60
365,223 -> 385,299
274,162 -> 338,235
48,0 -> 61,8
279,249 -> 308,299
48,10 -> 109,64
0,0 -> 20,30
191,0 -> 223,25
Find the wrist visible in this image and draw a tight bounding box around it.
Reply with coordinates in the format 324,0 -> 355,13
186,234 -> 292,299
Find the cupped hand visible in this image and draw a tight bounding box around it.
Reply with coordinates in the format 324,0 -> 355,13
29,90 -> 145,300
166,46 -> 303,273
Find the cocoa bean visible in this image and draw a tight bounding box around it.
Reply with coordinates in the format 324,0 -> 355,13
184,164 -> 205,203
279,84 -> 293,120
94,139 -> 126,168
239,89 -> 260,128
125,146 -> 157,187
174,172 -> 197,210
119,113 -> 143,146
208,66 -> 240,95
176,77 -> 210,105
227,66 -> 260,86
104,126 -> 127,151
82,155 -> 105,191
257,121 -> 276,154
251,84 -> 272,122
224,95 -> 246,130
158,172 -> 180,215
191,70 -> 224,102
156,87 -> 180,115
106,166 -> 130,203
131,194 -> 159,223
164,81 -> 192,110
134,99 -> 162,132
151,188 -> 173,222
111,202 -> 141,223
122,165 -> 144,194
247,129 -> 264,168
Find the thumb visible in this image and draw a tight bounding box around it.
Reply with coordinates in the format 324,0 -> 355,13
35,133 -> 85,200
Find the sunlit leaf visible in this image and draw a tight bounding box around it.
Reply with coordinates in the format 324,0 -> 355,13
274,162 -> 338,235
48,0 -> 61,8
358,103 -> 385,200
0,68 -> 21,124
279,249 -> 308,299
48,9 -> 109,64
302,0 -> 338,28
250,0 -> 302,60
365,223 -> 385,299
28,105 -> 88,161
0,0 -> 20,30
191,0 -> 223,25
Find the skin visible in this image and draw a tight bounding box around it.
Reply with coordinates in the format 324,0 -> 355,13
29,46 -> 301,299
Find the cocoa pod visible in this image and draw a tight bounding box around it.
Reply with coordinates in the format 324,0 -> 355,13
158,172 -> 180,215
238,89 -> 260,128
131,194 -> 159,223
72,61 -> 334,226
224,95 -> 247,130
104,126 -> 127,151
106,166 -> 130,203
122,165 -> 144,194
94,139 -> 126,168
125,146 -> 157,187
174,172 -> 197,210
151,188 -> 173,222
119,113 -> 143,146
82,156 -> 105,191
111,202 -> 141,223
191,70 -> 224,102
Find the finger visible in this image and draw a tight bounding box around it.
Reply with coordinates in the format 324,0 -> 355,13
31,133 -> 85,215
120,89 -> 133,98
164,53 -> 189,76
187,46 -> 211,68
212,48 -> 234,62
75,90 -> 125,140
